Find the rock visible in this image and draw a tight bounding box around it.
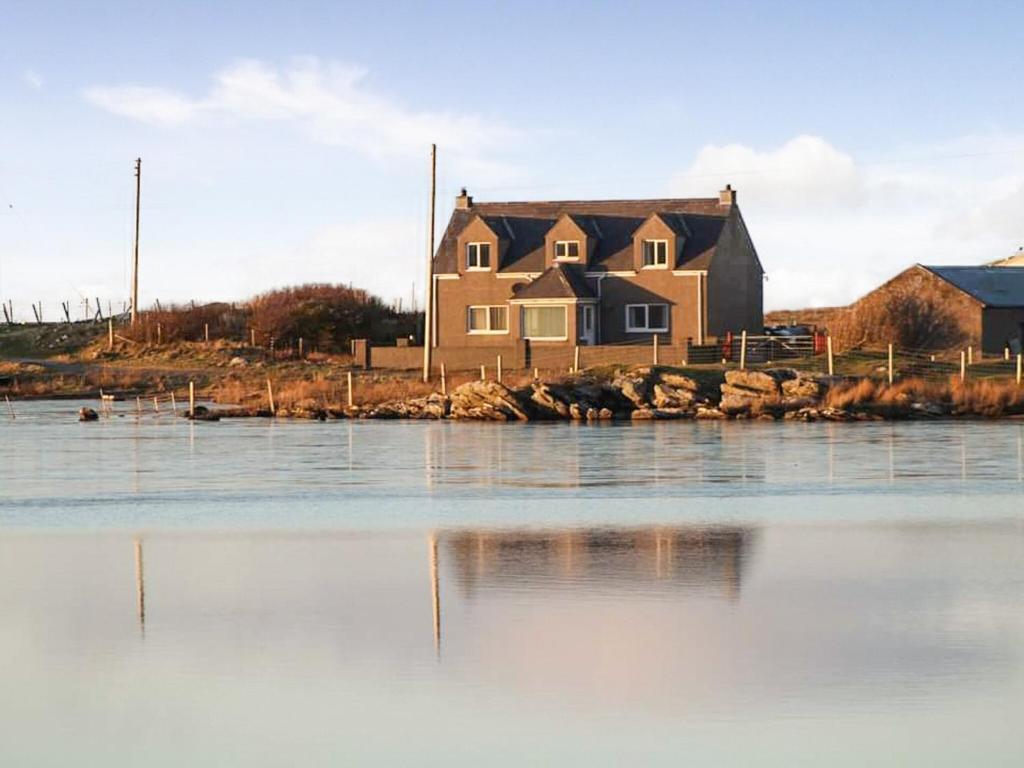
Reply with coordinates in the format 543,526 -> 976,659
724,369 -> 791,395
820,407 -> 853,421
781,377 -> 824,399
598,408 -> 614,420
613,373 -> 650,408
530,383 -> 571,419
187,405 -> 221,421
652,383 -> 695,409
658,372 -> 700,391
568,402 -> 586,421
695,406 -> 726,420
909,401 -> 947,418
228,356 -> 248,367
78,407 -> 99,422
630,408 -> 656,420
449,381 -> 529,421
652,407 -> 692,419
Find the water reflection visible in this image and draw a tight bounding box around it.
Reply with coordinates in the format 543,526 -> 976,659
442,526 -> 752,600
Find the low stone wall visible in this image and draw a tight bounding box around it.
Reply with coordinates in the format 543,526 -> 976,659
369,345 -> 422,370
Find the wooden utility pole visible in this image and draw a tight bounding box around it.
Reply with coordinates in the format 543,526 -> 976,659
130,158 -> 142,326
422,144 -> 437,383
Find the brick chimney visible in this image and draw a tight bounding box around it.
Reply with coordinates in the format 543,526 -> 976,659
718,184 -> 736,207
455,187 -> 473,210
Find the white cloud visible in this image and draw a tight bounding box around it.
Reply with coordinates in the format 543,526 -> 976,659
23,69 -> 43,90
82,85 -> 200,125
670,134 -> 1024,309
82,57 -> 517,164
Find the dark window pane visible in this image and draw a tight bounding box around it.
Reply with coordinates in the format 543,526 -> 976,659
568,241 -> 579,258
480,243 -> 490,267
648,305 -> 667,329
628,305 -> 646,328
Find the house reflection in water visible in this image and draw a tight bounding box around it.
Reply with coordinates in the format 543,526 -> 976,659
441,526 -> 754,602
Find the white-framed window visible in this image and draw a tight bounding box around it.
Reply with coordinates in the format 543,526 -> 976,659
466,242 -> 491,270
642,239 -> 669,268
625,303 -> 669,333
522,305 -> 568,340
467,305 -> 509,334
554,240 -> 580,260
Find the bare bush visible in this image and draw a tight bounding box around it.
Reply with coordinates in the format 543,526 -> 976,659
831,287 -> 964,350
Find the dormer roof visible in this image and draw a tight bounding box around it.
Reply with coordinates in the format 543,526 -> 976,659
510,264 -> 596,301
434,197 -> 729,274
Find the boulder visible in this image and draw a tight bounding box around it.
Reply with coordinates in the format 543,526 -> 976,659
695,406 -> 726,420
228,356 -> 248,367
530,383 -> 571,419
652,383 -> 695,409
613,373 -> 650,408
724,369 -> 789,395
78,407 -> 99,422
449,381 -> 529,421
781,377 -> 825,399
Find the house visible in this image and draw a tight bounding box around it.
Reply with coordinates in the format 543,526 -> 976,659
856,264 -> 1024,353
429,187 -> 763,356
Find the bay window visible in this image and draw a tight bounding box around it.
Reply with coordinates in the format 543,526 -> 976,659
522,305 -> 567,340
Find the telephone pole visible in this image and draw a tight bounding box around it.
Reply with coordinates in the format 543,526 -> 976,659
130,158 -> 141,326
422,144 -> 436,383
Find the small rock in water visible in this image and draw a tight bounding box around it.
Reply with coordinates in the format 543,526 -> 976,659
78,407 -> 99,422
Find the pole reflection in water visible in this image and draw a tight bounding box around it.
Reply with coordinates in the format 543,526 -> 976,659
134,537 -> 145,634
429,532 -> 441,657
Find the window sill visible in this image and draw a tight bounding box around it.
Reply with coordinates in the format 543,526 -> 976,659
640,264 -> 669,270
625,328 -> 669,334
467,330 -> 510,335
522,336 -> 569,342
465,267 -> 491,272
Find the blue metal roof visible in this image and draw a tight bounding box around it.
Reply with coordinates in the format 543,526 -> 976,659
923,265 -> 1024,308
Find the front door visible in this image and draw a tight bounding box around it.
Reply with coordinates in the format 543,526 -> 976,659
579,305 -> 596,345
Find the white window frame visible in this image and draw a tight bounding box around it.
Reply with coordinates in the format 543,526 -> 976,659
466,304 -> 509,335
641,239 -> 669,269
554,240 -> 581,261
521,304 -> 569,341
466,242 -> 491,271
625,303 -> 669,333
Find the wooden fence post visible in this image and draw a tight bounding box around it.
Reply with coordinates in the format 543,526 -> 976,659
496,355 -> 503,383
574,345 -> 581,373
1017,353 -> 1022,386
170,391 -> 177,415
967,346 -> 973,366
1005,347 -> 1010,361
739,330 -> 747,371
652,335 -> 659,366
533,367 -> 539,381
347,371 -> 354,408
204,323 -> 210,343
298,337 -> 303,358
250,328 -> 256,347
189,381 -> 195,416
960,350 -> 966,382
152,396 -> 159,413
826,336 -> 834,376
266,378 -> 276,415
108,318 -> 114,351
440,363 -> 447,396
4,394 -> 15,420
480,364 -> 486,381
887,343 -> 894,385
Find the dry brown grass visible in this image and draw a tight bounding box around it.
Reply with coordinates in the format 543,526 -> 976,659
826,376 -> 1024,415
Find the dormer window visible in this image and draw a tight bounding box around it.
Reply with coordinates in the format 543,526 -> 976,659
466,242 -> 491,270
642,240 -> 668,268
554,240 -> 580,260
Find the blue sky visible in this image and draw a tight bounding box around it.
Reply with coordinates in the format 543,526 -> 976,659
2,0 -> 1023,318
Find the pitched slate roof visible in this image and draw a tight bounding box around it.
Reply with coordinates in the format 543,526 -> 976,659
923,265 -> 1024,308
510,264 -> 595,301
433,198 -> 730,274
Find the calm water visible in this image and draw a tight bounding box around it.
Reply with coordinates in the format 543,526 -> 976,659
1,400 -> 1022,765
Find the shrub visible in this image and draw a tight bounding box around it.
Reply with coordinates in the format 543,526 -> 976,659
831,287 -> 964,350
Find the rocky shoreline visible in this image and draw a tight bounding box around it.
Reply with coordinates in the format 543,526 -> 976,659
208,366 -> 1024,423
